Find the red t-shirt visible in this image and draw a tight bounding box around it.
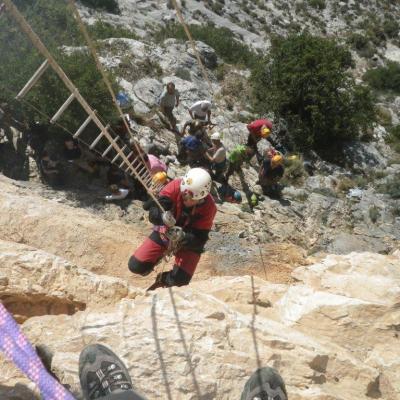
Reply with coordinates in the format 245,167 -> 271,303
160,179 -> 216,230
247,119 -> 273,136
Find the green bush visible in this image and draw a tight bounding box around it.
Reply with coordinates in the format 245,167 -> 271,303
80,0 -> 120,14
363,62 -> 400,94
0,0 -> 118,128
308,0 -> 326,10
386,125 -> 400,153
383,18 -> 400,38
281,156 -> 307,186
88,20 -> 138,40
369,206 -> 380,223
250,33 -> 376,153
153,23 -> 258,68
347,33 -> 369,51
378,174 -> 400,198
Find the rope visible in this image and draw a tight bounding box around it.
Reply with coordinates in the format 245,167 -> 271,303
171,0 -> 214,95
66,1 -> 153,178
0,303 -> 76,400
170,0 -> 234,141
3,0 -> 164,208
0,81 -> 163,193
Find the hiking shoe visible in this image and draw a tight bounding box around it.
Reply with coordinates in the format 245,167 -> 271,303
240,367 -> 287,400
79,344 -> 133,400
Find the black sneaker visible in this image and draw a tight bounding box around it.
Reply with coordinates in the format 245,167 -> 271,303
79,344 -> 133,400
240,367 -> 287,400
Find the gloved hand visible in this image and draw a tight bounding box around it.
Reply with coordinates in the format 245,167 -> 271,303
162,211 -> 176,227
166,226 -> 185,243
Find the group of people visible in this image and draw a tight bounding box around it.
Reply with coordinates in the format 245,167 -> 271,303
124,83 -> 289,291
160,82 -> 285,198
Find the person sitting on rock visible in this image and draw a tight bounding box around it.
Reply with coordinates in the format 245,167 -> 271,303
159,81 -> 180,133
128,168 -> 216,289
107,164 -> 129,188
181,119 -> 206,137
205,131 -> 226,182
40,151 -> 64,186
188,100 -> 212,124
259,152 -> 285,197
146,153 -> 167,176
63,138 -> 97,174
177,135 -> 208,168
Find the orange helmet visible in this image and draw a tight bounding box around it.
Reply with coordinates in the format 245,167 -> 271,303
271,154 -> 283,167
152,171 -> 168,185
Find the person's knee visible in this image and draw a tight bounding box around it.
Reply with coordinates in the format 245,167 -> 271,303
128,256 -> 154,276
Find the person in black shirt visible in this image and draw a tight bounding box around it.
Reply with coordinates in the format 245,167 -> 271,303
259,152 -> 285,197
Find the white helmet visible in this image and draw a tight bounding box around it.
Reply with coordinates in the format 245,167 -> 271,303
211,131 -> 222,141
180,168 -> 212,200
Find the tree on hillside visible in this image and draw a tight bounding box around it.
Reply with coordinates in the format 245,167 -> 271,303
0,0 -> 118,133
251,33 -> 376,154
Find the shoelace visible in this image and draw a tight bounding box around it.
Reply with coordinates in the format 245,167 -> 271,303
88,362 -> 132,399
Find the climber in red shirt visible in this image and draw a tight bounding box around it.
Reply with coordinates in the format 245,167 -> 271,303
246,118 -> 274,162
128,168 -> 217,289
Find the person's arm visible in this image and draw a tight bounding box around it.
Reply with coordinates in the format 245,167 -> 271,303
180,228 -> 211,252
144,196 -> 174,225
175,92 -> 180,107
205,150 -> 214,162
181,121 -> 189,137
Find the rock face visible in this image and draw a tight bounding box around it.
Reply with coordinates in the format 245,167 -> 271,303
1,248 -> 399,400
0,175 -> 145,277
0,240 -> 141,322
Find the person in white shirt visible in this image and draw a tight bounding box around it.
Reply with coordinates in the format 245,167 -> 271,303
205,131 -> 226,181
188,100 -> 212,124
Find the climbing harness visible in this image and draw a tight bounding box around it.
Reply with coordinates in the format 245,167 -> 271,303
0,303 -> 76,400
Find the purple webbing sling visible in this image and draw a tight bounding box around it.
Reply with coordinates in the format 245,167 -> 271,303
0,303 -> 76,400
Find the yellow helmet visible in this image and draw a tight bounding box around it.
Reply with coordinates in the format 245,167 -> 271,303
152,171 -> 167,185
260,127 -> 271,138
271,154 -> 283,167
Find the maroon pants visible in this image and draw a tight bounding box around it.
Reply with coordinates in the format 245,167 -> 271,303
133,237 -> 201,276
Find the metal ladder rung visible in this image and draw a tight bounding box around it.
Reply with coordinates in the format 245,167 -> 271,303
111,145 -> 126,163
90,124 -> 109,149
16,59 -> 49,99
50,93 -> 75,124
102,137 -> 119,157
73,115 -> 92,138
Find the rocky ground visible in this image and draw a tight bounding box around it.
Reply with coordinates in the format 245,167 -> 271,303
1,1 -> 400,399
0,232 -> 399,399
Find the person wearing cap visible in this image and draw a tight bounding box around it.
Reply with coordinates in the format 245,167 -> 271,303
188,100 -> 212,124
259,151 -> 285,196
159,82 -> 180,132
247,118 -> 273,162
205,131 -> 226,181
178,135 -> 208,168
128,168 -> 217,288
